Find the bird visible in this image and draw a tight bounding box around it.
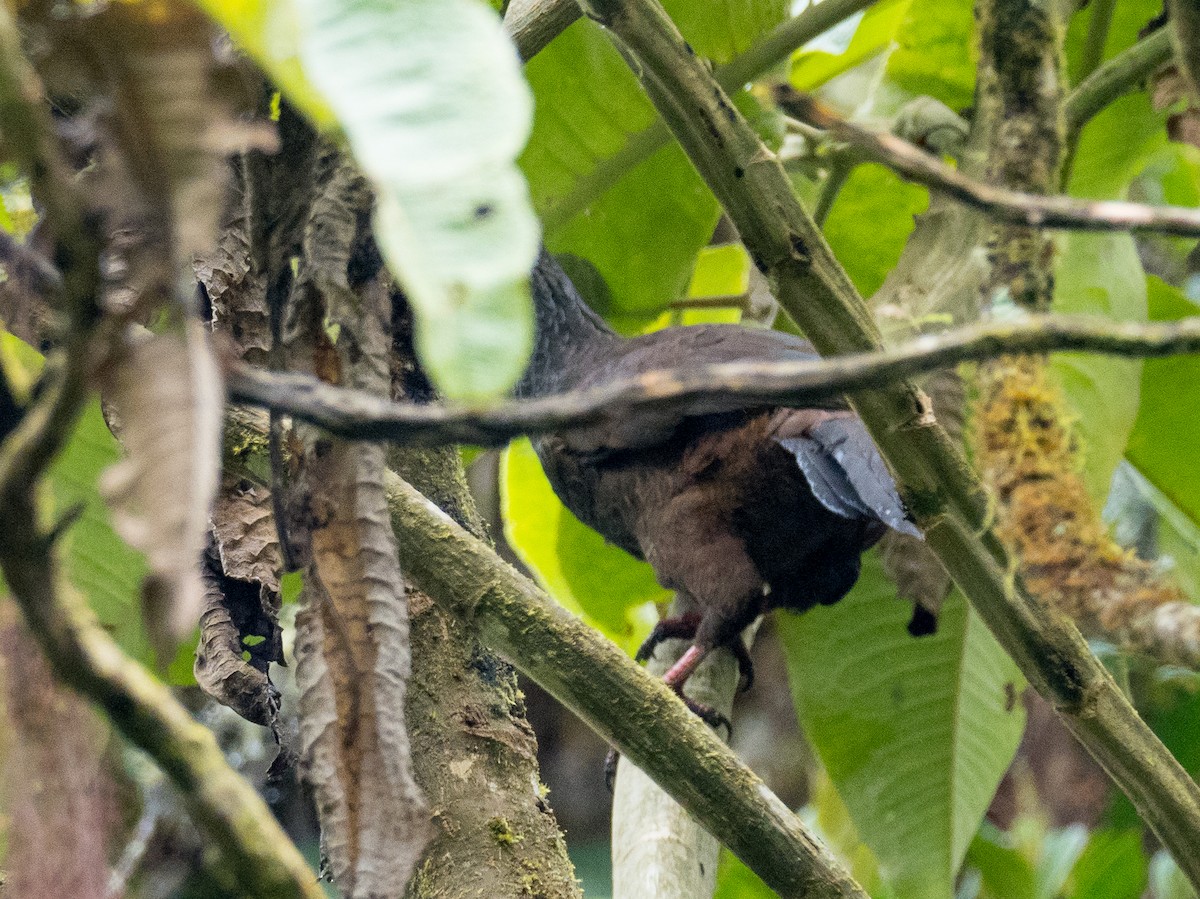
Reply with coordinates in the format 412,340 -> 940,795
515,249 -> 927,726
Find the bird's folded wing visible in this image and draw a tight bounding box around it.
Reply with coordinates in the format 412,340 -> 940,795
777,418 -> 922,538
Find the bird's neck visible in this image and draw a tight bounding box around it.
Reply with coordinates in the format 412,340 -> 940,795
517,250 -> 620,397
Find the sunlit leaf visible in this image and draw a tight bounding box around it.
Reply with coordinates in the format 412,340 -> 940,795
500,439 -> 664,653
781,553 -> 1025,899
1049,232 -> 1147,504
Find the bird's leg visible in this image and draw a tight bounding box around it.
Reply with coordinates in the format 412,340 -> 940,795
638,614 -> 755,693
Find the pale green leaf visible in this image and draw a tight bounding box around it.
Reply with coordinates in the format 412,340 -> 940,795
781,553 -> 1025,899
789,0 -> 912,90
822,163 -> 929,297
1050,232 -> 1147,504
885,0 -> 976,109
297,0 -> 538,400
500,439 -> 663,653
201,0 -> 539,400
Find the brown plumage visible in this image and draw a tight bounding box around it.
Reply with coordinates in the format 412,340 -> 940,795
516,250 -> 924,702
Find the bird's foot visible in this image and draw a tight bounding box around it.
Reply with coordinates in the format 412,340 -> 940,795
638,616 -> 755,693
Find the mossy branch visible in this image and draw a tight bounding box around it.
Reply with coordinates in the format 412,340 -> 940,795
386,475 -> 867,899
228,313 -> 1200,447
574,0 -> 1200,886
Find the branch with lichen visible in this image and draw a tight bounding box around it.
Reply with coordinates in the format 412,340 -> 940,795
778,88 -> 1200,238
573,0 -> 1200,887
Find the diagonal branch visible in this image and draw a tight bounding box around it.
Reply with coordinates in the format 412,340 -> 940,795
575,0 -> 1200,886
384,471 -> 867,899
777,88 -> 1200,238
226,314 -> 1200,447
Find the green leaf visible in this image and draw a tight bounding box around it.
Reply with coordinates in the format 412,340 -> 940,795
1049,232 -> 1147,504
0,331 -> 196,683
200,0 -> 539,400
886,0 -> 977,109
781,553 -> 1025,899
790,0 -> 912,90
1069,93 -> 1169,200
1127,278 -> 1200,529
822,163 -> 929,297
523,0 -> 787,320
968,826 -> 1037,899
499,439 -> 664,653
687,243 -> 750,298
1067,829 -> 1146,899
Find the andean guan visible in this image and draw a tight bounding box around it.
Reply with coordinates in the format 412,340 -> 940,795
515,250 -> 929,719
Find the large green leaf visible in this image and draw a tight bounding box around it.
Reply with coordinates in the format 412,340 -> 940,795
789,0 -> 912,90
1127,279 -> 1200,529
200,0 -> 539,401
781,553 -> 1025,899
522,0 -> 788,321
822,163 -> 929,298
0,332 -> 195,683
500,439 -> 665,653
885,0 -> 976,110
1049,232 -> 1147,504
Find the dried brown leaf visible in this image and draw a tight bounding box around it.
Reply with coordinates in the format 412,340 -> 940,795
295,441 -> 432,896
100,320 -> 223,657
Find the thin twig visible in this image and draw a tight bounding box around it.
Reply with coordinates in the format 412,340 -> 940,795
777,87 -> 1200,238
228,314 -> 1200,446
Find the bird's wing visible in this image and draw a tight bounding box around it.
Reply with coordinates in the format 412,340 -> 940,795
776,415 -> 922,539
560,324 -> 843,454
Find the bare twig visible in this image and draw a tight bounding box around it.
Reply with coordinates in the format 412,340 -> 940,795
504,0 -> 580,60
777,87 -> 1200,238
227,314 -> 1200,446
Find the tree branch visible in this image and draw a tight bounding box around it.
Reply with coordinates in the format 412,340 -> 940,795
777,88 -> 1200,238
385,473 -> 867,899
575,0 -> 1200,886
504,0 -> 580,61
226,313 -> 1200,446
1066,24 -> 1172,132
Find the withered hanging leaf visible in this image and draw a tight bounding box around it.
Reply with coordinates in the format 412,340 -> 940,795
283,157 -> 430,895
195,541 -> 281,726
195,175 -> 273,366
197,476 -> 285,724
100,320 -> 223,660
296,440 -> 432,896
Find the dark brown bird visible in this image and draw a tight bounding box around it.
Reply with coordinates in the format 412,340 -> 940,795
516,250 -> 924,716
